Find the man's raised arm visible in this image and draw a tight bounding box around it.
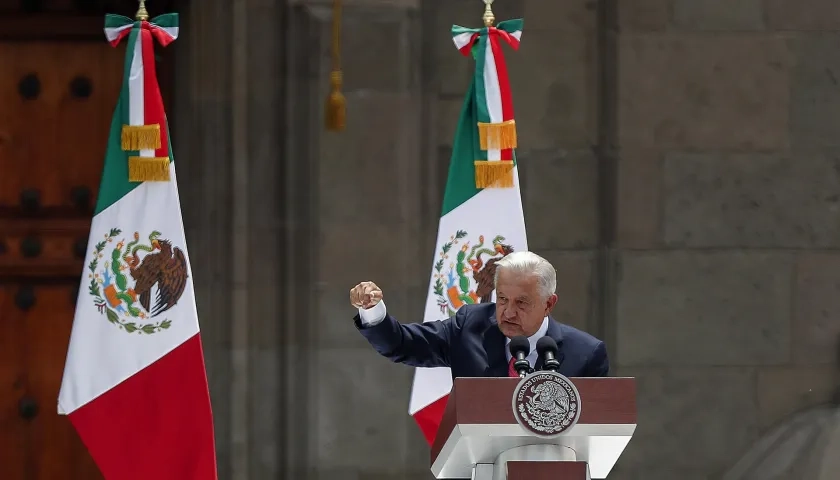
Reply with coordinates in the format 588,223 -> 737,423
350,281 -> 457,368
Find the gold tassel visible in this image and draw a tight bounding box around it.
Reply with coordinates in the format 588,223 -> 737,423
474,160 -> 514,188
325,71 -> 346,131
121,124 -> 162,151
325,0 -> 345,131
477,120 -> 518,150
128,156 -> 170,182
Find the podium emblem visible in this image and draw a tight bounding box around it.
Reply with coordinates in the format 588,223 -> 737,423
512,371 -> 581,437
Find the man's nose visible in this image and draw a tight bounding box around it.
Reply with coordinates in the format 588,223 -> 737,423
503,307 -> 517,319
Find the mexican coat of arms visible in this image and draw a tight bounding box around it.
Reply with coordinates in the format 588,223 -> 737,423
86,228 -> 189,334
433,230 -> 514,316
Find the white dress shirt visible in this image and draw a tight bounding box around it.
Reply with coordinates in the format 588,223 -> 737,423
357,302 -> 549,368
505,315 -> 549,368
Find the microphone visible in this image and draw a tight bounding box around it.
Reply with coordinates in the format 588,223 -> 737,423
508,336 -> 531,377
536,336 -> 560,372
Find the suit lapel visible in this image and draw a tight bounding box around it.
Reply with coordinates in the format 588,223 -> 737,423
534,317 -> 565,371
482,315 -> 509,377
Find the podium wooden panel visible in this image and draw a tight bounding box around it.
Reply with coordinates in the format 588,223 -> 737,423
508,461 -> 587,480
430,377 -> 636,479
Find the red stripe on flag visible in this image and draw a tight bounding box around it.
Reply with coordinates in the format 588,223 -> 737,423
140,21 -> 169,157
489,29 -> 514,162
411,394 -> 449,446
108,28 -> 131,47
458,33 -> 480,56
496,29 -> 520,51
68,334 -> 217,480
149,27 -> 176,47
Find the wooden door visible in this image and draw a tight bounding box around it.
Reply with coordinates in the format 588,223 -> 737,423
0,24 -> 126,480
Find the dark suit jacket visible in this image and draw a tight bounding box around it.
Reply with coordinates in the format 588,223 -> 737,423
354,303 -> 609,378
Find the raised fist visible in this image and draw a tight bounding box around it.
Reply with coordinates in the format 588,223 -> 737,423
350,281 -> 382,309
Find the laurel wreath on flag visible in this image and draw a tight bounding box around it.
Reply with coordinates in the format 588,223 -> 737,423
87,228 -> 173,335
432,230 -> 468,296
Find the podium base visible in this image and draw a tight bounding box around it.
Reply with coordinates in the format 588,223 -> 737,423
471,444 -> 588,480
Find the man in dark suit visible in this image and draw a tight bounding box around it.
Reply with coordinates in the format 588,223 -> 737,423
350,251 -> 609,378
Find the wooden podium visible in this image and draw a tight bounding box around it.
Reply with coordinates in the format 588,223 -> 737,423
430,375 -> 637,480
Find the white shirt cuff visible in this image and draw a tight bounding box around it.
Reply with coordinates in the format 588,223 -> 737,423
358,301 -> 387,326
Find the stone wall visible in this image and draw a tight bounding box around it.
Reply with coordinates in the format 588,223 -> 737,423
612,0 -> 840,478
167,0 -> 840,478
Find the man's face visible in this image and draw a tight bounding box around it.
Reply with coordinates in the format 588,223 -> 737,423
495,270 -> 557,338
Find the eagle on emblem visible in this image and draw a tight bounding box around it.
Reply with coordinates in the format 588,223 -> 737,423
470,238 -> 515,303
129,238 -> 189,317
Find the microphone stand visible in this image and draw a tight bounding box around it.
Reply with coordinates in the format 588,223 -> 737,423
541,352 -> 560,372
513,353 -> 531,377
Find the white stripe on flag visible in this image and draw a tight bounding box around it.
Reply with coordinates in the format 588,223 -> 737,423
452,32 -> 474,51
104,24 -> 132,42
409,168 -> 527,416
483,40 -> 502,161
408,367 -> 452,415
58,164 -> 201,414
151,25 -> 179,40
128,33 -> 153,157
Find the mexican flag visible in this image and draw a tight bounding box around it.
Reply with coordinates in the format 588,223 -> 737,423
57,13 -> 217,480
409,18 -> 526,445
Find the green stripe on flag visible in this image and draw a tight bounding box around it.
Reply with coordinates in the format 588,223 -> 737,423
440,80 -> 482,217
164,117 -> 175,166
440,25 -> 522,217
498,18 -> 523,33
472,31 -> 491,126
150,13 -> 178,29
104,14 -> 133,29
451,25 -> 477,37
94,27 -> 141,215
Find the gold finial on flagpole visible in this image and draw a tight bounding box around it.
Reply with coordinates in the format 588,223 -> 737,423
482,0 -> 495,27
136,0 -> 149,21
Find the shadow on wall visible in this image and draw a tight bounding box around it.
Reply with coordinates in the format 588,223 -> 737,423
721,334 -> 840,480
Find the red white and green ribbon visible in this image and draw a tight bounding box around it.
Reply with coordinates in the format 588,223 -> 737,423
104,14 -> 178,182
450,19 -> 523,188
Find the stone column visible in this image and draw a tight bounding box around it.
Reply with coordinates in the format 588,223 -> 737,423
173,0 -> 289,477
170,0 -> 235,478
285,0 -> 433,477
179,0 -> 430,477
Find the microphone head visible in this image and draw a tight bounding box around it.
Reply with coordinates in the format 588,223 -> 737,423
536,336 -> 558,356
509,336 -> 530,356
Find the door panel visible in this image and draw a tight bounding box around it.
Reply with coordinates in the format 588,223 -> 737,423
0,42 -> 123,213
0,34 -> 122,480
0,285 -> 26,479
1,219 -> 92,277
23,285 -> 103,480
57,44 -> 123,211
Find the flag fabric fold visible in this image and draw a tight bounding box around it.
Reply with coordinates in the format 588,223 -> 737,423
58,13 -> 218,480
408,18 -> 527,445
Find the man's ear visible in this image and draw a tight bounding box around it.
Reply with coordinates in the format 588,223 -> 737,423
545,294 -> 558,314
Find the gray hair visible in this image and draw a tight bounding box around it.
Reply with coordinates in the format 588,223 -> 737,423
493,251 -> 557,300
